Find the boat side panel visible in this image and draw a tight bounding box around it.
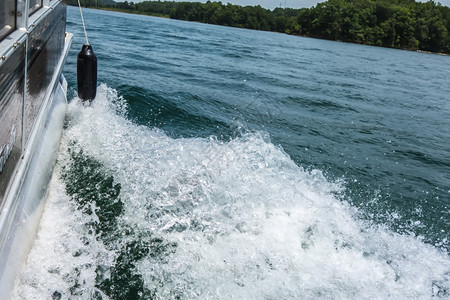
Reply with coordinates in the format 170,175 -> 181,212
25,4 -> 66,146
0,44 -> 25,207
0,80 -> 67,298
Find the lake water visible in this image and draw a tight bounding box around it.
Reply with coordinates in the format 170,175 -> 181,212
13,6 -> 450,299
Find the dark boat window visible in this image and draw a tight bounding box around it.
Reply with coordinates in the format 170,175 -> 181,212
29,0 -> 43,16
0,0 -> 16,41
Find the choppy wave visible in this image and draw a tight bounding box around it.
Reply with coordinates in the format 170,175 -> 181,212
14,85 -> 450,299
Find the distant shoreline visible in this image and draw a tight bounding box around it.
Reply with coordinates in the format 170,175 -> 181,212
95,7 -> 170,18
416,49 -> 450,56
70,1 -> 450,56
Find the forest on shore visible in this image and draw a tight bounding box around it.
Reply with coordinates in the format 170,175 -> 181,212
67,0 -> 450,54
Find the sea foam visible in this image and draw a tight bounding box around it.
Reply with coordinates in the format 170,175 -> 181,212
14,85 -> 450,299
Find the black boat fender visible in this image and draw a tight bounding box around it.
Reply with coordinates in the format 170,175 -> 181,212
77,44 -> 97,102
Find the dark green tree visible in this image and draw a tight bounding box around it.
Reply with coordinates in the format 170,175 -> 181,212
67,0 -> 450,54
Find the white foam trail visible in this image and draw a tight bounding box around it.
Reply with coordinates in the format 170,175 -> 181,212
12,174 -> 113,299
14,85 -> 450,299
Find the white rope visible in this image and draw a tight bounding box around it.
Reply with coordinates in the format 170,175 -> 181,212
77,0 -> 90,45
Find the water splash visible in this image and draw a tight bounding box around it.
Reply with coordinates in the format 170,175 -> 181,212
14,85 -> 450,299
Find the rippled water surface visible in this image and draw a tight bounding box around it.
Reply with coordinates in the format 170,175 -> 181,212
13,6 -> 450,299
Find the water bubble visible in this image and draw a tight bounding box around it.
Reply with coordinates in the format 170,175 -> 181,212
14,85 -> 450,299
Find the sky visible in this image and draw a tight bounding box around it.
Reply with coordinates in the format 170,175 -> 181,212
227,0 -> 450,10
230,0 -> 450,10
221,0 -> 321,9
133,0 -> 450,10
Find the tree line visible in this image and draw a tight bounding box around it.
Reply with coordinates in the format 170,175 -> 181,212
67,0 -> 450,53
